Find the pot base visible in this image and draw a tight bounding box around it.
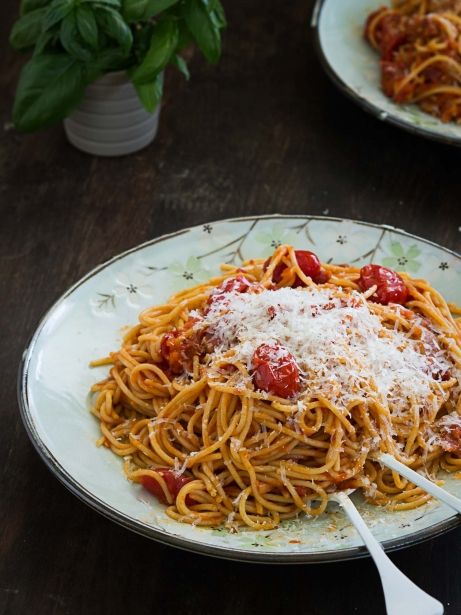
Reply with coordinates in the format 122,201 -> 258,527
64,71 -> 160,157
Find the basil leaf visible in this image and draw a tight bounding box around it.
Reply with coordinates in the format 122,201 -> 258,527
13,53 -> 86,132
177,20 -> 192,50
34,27 -> 59,54
76,4 -> 98,48
205,0 -> 226,27
121,0 -> 147,21
95,6 -> 133,54
20,0 -> 51,16
134,71 -> 163,112
122,0 -> 178,22
10,8 -> 47,50
172,54 -> 189,80
86,47 -> 129,79
60,11 -> 93,61
81,0 -> 122,8
143,0 -> 179,18
133,22 -> 153,58
182,0 -> 220,64
130,17 -> 177,85
43,0 -> 74,31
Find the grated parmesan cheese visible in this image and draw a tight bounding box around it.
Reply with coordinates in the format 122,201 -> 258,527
195,287 -> 456,412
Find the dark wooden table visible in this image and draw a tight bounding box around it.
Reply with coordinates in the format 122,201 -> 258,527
1,1 -> 461,614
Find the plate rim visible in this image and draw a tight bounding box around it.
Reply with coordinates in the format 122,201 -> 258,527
18,214 -> 461,563
312,0 -> 461,147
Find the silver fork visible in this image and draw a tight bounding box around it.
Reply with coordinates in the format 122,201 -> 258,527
378,453 -> 461,514
331,490 -> 444,615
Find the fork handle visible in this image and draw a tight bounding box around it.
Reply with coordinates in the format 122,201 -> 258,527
379,453 -> 461,514
335,492 -> 444,615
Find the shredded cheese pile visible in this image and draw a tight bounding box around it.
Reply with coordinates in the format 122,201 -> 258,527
194,287 -> 452,410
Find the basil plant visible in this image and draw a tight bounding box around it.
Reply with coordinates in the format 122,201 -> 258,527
10,0 -> 226,132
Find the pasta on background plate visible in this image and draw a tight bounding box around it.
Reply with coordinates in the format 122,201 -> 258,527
365,0 -> 461,123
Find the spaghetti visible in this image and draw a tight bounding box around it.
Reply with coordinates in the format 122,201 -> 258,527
90,246 -> 461,530
365,0 -> 461,122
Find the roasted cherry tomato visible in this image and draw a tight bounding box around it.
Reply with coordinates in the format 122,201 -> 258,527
218,275 -> 252,294
206,275 -> 253,311
311,268 -> 330,285
295,250 -> 322,278
140,468 -> 193,505
264,250 -> 328,286
160,330 -> 180,370
358,264 -> 408,305
160,317 -> 200,374
364,10 -> 406,60
252,343 -> 300,398
438,421 -> 461,454
378,14 -> 407,60
381,61 -> 406,98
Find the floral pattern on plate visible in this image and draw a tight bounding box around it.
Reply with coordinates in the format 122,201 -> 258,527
89,217 -> 458,313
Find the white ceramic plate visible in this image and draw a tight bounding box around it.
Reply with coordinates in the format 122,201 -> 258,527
313,0 -> 461,146
19,215 -> 461,563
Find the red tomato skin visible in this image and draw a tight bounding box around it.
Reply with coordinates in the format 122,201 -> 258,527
358,264 -> 408,305
252,344 -> 300,398
264,251 -> 324,286
160,331 -> 185,375
160,330 -> 177,359
140,469 -> 193,505
272,262 -> 286,284
219,275 -> 252,294
379,14 -> 407,60
160,317 -> 201,374
438,423 -> 461,454
364,9 -> 406,60
294,250 -> 322,280
206,275 -> 253,312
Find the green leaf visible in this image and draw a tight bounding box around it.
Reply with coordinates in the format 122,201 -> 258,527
133,22 -> 153,58
122,0 -> 179,22
13,53 -> 86,132
60,11 -> 93,61
34,27 -> 58,54
20,0 -> 51,16
203,0 -> 226,28
86,47 -> 129,79
121,0 -> 147,21
43,0 -> 74,31
130,17 -> 177,85
95,6 -> 133,54
172,54 -> 189,80
177,20 -> 192,50
82,0 -> 121,7
134,71 -> 163,112
182,0 -> 221,64
10,7 -> 47,50
76,5 -> 98,48
209,0 -> 226,27
143,0 -> 179,18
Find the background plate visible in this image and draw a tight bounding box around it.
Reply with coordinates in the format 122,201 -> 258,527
19,215 -> 461,563
313,0 -> 461,146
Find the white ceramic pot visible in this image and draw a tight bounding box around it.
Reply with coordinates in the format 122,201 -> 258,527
64,71 -> 160,157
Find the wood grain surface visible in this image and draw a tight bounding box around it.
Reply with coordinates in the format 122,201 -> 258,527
1,1 -> 461,614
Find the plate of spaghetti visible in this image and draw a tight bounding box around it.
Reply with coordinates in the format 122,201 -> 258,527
313,0 -> 461,145
19,215 -> 461,562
